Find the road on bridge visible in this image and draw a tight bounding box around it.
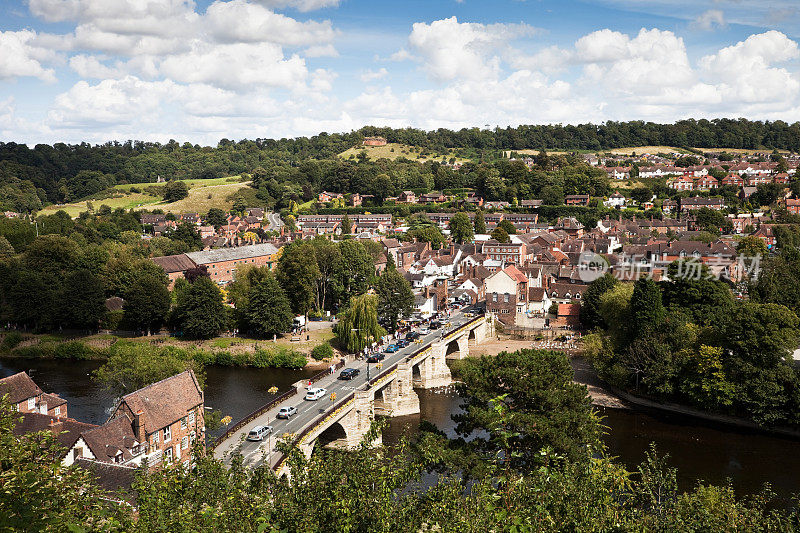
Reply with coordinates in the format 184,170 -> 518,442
213,310 -> 477,470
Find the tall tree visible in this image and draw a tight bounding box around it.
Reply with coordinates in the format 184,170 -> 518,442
94,343 -> 205,396
124,270 -> 171,335
311,237 -> 342,311
244,275 -> 294,337
630,277 -> 664,336
163,180 -> 189,202
448,211 -> 474,244
341,213 -> 352,234
173,276 -> 228,339
335,239 -> 374,299
474,209 -> 486,234
581,273 -> 618,330
454,349 -> 601,469
59,269 -> 106,330
490,227 -> 510,243
376,268 -> 414,332
333,293 -> 385,353
277,242 -> 320,316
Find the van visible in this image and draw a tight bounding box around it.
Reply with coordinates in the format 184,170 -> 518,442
246,425 -> 273,441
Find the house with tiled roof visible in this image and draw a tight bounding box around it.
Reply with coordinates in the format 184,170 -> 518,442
105,370 -> 205,470
0,371 -> 68,419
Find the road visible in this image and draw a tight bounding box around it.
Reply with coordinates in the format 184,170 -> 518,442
265,212 -> 283,231
215,310 -> 476,470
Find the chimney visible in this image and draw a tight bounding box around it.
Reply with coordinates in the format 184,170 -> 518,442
133,410 -> 146,443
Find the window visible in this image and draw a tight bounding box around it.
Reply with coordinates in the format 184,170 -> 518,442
27,397 -> 35,410
73,447 -> 83,460
165,447 -> 173,462
182,436 -> 189,450
181,417 -> 187,430
190,431 -> 196,444
164,426 -> 171,443
504,294 -> 509,303
152,432 -> 160,445
492,293 -> 497,302
54,406 -> 60,416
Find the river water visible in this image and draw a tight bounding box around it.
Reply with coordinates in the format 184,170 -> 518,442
3,357 -> 799,503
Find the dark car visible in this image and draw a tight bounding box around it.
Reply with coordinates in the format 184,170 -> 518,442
339,368 -> 360,380
396,339 -> 409,348
367,353 -> 385,363
406,332 -> 420,340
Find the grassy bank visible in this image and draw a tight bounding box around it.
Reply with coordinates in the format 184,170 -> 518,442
0,332 -> 309,369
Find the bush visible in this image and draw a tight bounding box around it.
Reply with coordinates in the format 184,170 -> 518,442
54,341 -> 96,360
101,310 -> 125,331
311,342 -> 333,361
1,331 -> 24,351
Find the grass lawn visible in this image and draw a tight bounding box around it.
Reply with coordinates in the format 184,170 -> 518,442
339,143 -> 469,164
40,176 -> 249,217
693,147 -> 791,155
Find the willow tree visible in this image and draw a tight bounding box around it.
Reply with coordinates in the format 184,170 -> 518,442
334,293 -> 385,353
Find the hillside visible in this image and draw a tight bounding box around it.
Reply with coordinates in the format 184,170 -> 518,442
39,177 -> 249,217
339,143 -> 469,163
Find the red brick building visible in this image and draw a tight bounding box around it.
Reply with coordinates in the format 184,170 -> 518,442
0,371 -> 67,418
185,243 -> 280,285
363,136 -> 387,146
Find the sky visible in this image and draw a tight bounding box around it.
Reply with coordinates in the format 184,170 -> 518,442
0,0 -> 799,145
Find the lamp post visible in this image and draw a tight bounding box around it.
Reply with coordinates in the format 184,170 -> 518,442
267,385 -> 278,465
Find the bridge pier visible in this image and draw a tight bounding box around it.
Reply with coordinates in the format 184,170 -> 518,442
375,362 -> 420,416
414,342 -> 452,389
445,335 -> 470,361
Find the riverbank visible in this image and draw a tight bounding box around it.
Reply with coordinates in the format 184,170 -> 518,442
571,355 -> 800,440
0,330 -> 343,372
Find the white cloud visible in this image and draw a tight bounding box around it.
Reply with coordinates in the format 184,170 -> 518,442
253,0 -> 341,12
359,68 -> 388,82
159,42 -> 308,90
0,30 -> 57,82
691,10 -> 726,31
68,54 -> 124,78
407,17 -> 540,82
205,0 -> 335,46
389,48 -> 413,62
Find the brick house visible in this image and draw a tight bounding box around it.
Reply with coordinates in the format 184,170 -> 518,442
104,370 -> 205,469
185,243 -> 280,284
0,371 -> 68,418
151,254 -> 198,289
696,176 -> 719,189
398,191 -> 417,204
420,191 -> 447,204
482,240 -> 527,265
785,198 -> 800,215
680,197 -> 724,212
564,194 -> 590,206
485,265 -> 528,326
363,136 -> 387,146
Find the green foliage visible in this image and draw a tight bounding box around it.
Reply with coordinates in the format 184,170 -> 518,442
473,209 -> 486,233
277,241 -> 320,315
1,331 -> 23,350
244,275 -> 294,337
310,342 -> 334,361
375,268 -> 415,332
452,349 -> 601,468
94,342 -> 205,396
580,273 -> 617,329
122,268 -> 171,334
490,226 -> 510,243
173,276 -> 228,339
334,293 -> 385,353
448,211 -> 473,244
162,180 -> 189,202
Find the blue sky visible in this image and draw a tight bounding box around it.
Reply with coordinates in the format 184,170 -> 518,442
0,0 -> 798,144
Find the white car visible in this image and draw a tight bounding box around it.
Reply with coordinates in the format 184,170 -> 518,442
305,387 -> 327,401
246,425 -> 273,441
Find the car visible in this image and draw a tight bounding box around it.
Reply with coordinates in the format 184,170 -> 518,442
367,353 -> 384,363
276,406 -> 297,419
384,344 -> 398,353
430,321 -> 442,329
406,332 -> 419,340
339,368 -> 360,380
418,326 -> 430,335
246,425 -> 273,441
305,387 -> 327,401
396,339 -> 409,348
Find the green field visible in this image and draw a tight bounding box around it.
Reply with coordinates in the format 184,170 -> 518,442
40,176 -> 249,217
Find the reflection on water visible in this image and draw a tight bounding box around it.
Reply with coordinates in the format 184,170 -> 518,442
3,357 -> 799,502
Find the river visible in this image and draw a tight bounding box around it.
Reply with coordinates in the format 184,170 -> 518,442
3,357 -> 799,503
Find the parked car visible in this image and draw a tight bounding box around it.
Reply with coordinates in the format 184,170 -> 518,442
339,368 -> 360,380
276,406 -> 297,419
384,344 -> 398,353
305,387 -> 327,401
246,425 -> 273,441
396,339 -> 409,348
367,353 -> 384,363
